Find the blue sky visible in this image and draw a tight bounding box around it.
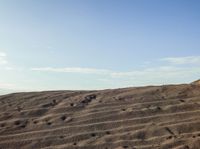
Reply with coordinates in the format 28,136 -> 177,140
0,0 -> 200,93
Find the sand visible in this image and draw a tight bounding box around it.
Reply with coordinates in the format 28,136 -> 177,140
0,81 -> 200,149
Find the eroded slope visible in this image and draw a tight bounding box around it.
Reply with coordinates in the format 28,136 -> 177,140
0,83 -> 200,149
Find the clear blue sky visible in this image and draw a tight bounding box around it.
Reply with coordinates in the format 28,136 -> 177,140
0,0 -> 200,93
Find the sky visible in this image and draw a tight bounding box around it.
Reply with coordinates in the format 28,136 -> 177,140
0,0 -> 200,94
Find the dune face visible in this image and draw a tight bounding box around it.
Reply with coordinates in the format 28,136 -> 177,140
0,83 -> 200,149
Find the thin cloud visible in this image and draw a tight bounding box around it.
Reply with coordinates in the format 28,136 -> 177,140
0,52 -> 6,57
0,52 -> 7,65
30,56 -> 200,87
110,66 -> 200,79
161,56 -> 200,65
30,66 -> 200,81
31,67 -> 111,75
0,82 -> 15,90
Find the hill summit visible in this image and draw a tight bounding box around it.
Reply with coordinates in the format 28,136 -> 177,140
191,79 -> 200,85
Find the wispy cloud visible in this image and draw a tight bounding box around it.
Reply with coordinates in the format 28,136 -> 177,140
28,56 -> 200,88
30,65 -> 200,81
0,82 -> 16,90
0,52 -> 7,65
1,55 -> 199,93
110,66 -> 200,80
161,56 -> 200,65
31,67 -> 111,75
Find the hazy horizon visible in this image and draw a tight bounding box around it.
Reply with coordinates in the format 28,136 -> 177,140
1,0 -> 200,94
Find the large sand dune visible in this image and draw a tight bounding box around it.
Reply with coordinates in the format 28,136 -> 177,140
0,81 -> 200,149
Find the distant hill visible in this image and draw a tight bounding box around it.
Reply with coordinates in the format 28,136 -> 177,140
0,81 -> 200,149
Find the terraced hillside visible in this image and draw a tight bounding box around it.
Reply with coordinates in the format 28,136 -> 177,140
0,81 -> 200,149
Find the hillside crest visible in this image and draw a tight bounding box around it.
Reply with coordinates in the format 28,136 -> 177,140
191,79 -> 200,85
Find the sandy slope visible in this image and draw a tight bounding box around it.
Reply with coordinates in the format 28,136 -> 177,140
0,81 -> 200,149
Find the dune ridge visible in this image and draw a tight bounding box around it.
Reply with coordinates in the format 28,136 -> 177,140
0,82 -> 200,149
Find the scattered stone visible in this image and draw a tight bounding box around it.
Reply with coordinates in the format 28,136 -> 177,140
33,121 -> 38,124
91,133 -> 96,137
42,103 -> 54,108
19,120 -> 28,128
137,131 -> 146,140
20,125 -> 26,128
85,94 -> 96,100
165,127 -> 175,135
14,120 -> 21,125
17,106 -> 22,112
47,122 -> 52,125
0,123 -> 5,127
180,99 -> 185,103
166,136 -> 173,139
61,115 -> 66,121
73,142 -> 77,146
52,100 -> 57,104
184,145 -> 190,149
156,106 -> 162,110
81,94 -> 97,105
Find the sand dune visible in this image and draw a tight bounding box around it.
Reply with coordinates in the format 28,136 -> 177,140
0,81 -> 200,149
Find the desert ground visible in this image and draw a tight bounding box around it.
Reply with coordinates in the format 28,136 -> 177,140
0,81 -> 200,149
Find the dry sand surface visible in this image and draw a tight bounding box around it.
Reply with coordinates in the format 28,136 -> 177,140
0,81 -> 200,149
